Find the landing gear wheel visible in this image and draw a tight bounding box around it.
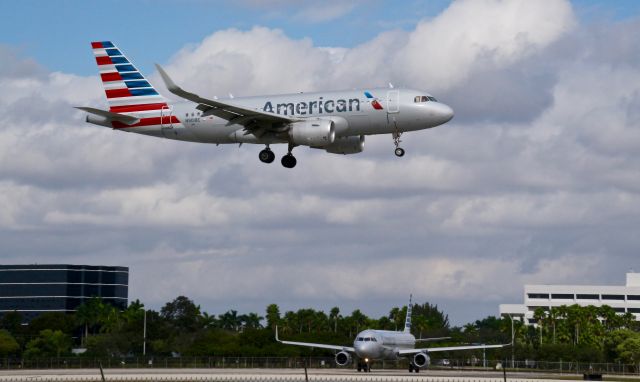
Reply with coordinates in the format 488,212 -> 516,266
394,147 -> 405,157
415,367 -> 420,373
357,363 -> 362,372
281,154 -> 297,168
259,148 -> 275,163
409,363 -> 414,373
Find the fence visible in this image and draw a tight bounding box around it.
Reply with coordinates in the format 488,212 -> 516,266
0,357 -> 638,375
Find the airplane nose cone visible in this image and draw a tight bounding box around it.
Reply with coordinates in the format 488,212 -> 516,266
438,103 -> 454,124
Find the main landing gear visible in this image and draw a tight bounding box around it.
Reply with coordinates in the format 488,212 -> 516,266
408,363 -> 420,373
258,144 -> 297,168
258,146 -> 275,163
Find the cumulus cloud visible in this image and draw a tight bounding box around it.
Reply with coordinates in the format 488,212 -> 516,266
3,0 -> 640,323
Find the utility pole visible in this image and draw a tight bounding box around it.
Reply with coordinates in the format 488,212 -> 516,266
508,315 -> 515,369
143,309 -> 147,356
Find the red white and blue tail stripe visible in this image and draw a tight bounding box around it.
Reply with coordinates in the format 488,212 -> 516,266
91,41 -> 178,128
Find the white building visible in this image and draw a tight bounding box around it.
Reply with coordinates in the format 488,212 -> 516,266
499,273 -> 640,324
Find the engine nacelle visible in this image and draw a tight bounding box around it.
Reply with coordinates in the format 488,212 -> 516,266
323,135 -> 365,155
289,119 -> 335,147
413,352 -> 430,368
335,351 -> 352,366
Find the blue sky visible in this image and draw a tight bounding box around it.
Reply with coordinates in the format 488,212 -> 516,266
1,0 -> 449,75
3,0 -> 640,324
4,0 -> 638,77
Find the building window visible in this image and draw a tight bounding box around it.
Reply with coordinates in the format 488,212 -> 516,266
577,294 -> 599,299
551,294 -> 574,299
627,295 -> 640,300
527,293 -> 549,299
628,308 -> 640,313
612,307 -> 626,313
528,319 -> 537,324
528,306 -> 549,312
602,294 -> 625,300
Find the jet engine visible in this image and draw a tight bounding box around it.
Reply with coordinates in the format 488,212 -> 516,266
413,352 -> 430,368
289,120 -> 335,147
335,351 -> 352,366
323,135 -> 365,155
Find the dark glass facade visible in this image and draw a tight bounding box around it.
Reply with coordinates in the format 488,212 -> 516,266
0,265 -> 128,321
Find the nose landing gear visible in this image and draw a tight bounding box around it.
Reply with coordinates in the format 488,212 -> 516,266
393,129 -> 405,157
356,362 -> 371,372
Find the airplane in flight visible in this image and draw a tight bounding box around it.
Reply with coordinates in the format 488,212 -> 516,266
276,296 -> 508,373
77,41 -> 454,168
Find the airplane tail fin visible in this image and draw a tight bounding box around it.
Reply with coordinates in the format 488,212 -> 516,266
404,294 -> 413,333
90,41 -> 168,114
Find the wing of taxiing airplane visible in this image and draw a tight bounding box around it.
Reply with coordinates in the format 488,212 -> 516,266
155,64 -> 298,137
397,343 -> 508,356
414,336 -> 451,343
275,326 -> 355,353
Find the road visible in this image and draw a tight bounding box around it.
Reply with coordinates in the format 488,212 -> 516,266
0,368 -> 592,382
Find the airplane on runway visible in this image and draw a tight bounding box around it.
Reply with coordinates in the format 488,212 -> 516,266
77,41 -> 454,168
276,296 -> 509,373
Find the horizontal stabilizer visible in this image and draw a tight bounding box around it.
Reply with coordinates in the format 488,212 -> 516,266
75,107 -> 140,125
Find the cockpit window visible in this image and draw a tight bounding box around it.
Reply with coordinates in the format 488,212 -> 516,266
357,337 -> 364,341
365,338 -> 370,342
414,95 -> 437,103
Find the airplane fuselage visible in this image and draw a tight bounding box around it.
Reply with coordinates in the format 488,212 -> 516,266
122,88 -> 454,145
353,329 -> 416,361
83,40 -> 455,167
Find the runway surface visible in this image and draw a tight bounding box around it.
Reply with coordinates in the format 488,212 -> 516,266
0,368 -> 596,382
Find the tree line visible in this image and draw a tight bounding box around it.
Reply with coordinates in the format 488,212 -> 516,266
0,296 -> 639,366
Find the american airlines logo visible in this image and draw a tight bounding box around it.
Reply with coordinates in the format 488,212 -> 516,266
263,92 -> 383,116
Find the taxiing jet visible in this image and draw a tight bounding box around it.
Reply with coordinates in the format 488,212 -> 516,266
276,296 -> 508,373
78,41 -> 454,168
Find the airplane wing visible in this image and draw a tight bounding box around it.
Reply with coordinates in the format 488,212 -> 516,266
415,336 -> 451,342
275,327 -> 354,353
155,64 -> 297,135
397,343 -> 508,356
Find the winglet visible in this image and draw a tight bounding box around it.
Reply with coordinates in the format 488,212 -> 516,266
155,64 -> 180,93
275,325 -> 281,342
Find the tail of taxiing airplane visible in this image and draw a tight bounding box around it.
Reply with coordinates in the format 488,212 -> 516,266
77,41 -> 177,129
404,294 -> 413,333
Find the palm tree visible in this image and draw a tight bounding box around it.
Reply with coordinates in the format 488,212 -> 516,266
201,312 -> 218,329
218,310 -> 241,331
265,304 -> 281,330
329,307 -> 341,333
350,309 -> 368,333
388,307 -> 400,331
241,313 -> 264,330
75,297 -> 108,345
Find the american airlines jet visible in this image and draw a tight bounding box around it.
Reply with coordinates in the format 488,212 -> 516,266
78,41 -> 454,168
276,296 -> 508,373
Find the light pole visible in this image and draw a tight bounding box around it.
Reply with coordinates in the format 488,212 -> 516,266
508,315 -> 515,369
142,308 -> 147,356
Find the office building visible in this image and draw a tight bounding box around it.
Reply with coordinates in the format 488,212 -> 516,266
499,272 -> 640,324
0,264 -> 128,321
